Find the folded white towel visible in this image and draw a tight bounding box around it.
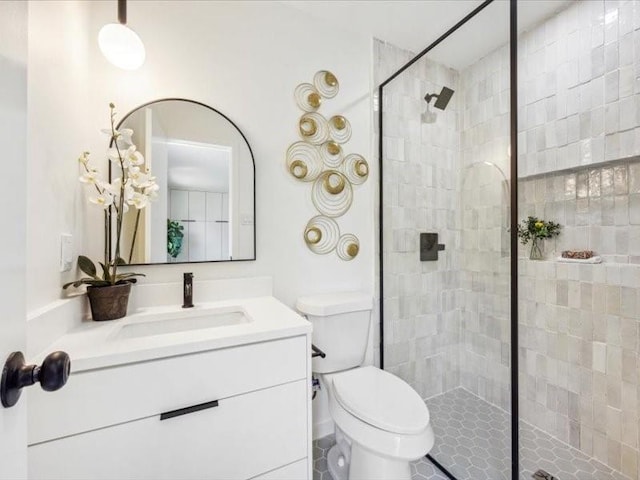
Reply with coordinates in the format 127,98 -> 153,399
556,256 -> 602,264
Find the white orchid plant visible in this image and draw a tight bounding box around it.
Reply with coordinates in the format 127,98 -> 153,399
64,103 -> 159,289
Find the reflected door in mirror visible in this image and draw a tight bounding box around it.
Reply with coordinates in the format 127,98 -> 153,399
110,99 -> 255,265
169,189 -> 230,262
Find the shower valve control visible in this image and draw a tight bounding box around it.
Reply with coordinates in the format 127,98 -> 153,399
420,233 -> 445,261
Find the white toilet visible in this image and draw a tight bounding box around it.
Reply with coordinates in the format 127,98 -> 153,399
297,292 -> 434,480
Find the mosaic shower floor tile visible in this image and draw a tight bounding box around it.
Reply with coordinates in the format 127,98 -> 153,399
313,388 -> 631,480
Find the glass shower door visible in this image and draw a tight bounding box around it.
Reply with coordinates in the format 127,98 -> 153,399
379,1 -> 513,478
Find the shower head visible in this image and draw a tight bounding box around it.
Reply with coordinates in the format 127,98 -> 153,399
424,86 -> 455,110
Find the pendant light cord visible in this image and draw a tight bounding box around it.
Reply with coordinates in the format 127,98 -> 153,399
117,0 -> 127,25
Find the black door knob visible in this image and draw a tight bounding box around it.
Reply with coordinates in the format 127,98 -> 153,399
1,351 -> 70,408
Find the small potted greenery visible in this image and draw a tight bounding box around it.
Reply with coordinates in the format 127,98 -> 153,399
517,216 -> 561,260
167,219 -> 185,259
63,104 -> 159,321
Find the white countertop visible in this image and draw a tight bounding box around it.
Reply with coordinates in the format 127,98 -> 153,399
39,296 -> 311,373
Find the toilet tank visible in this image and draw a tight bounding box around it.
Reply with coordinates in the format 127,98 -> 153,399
296,292 -> 372,374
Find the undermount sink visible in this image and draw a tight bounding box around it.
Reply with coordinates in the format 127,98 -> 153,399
115,306 -> 251,340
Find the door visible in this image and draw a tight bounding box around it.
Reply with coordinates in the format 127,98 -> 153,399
0,1 -> 28,478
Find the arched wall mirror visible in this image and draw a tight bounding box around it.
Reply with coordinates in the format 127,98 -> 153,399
108,99 -> 256,265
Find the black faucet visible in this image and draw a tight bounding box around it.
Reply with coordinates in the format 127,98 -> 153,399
182,272 -> 194,308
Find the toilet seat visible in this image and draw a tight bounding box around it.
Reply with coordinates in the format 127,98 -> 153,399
332,366 -> 430,435
325,367 -> 435,463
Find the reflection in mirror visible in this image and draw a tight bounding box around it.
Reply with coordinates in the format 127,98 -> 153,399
110,99 -> 255,265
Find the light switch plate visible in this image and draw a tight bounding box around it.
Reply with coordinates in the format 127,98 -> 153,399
241,214 -> 254,226
60,234 -> 73,272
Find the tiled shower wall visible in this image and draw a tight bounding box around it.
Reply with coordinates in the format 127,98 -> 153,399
458,42 -> 512,411
377,39 -> 462,399
378,20 -> 514,411
518,0 -> 640,177
518,160 -> 640,478
516,1 -> 640,477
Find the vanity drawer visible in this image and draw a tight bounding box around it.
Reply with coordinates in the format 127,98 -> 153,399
29,379 -> 308,480
28,335 -> 307,444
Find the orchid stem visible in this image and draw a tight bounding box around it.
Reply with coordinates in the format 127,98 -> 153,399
128,210 -> 141,264
110,104 -> 125,283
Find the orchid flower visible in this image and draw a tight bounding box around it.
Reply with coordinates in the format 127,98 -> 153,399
101,126 -> 133,148
130,170 -> 156,189
79,170 -> 100,185
122,145 -> 144,168
102,178 -> 121,197
78,151 -> 90,165
128,192 -> 150,209
88,193 -> 113,209
104,178 -> 135,202
144,183 -> 160,199
117,128 -> 133,147
123,181 -> 135,202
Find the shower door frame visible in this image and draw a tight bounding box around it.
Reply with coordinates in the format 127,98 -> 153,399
377,1 -> 519,478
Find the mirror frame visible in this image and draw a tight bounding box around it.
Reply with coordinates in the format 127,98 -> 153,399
108,98 -> 257,265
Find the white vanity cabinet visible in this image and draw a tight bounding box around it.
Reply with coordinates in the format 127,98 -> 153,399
27,335 -> 311,480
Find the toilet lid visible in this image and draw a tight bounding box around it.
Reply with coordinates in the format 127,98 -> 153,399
332,366 -> 430,435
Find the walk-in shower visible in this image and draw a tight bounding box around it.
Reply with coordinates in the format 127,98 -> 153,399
378,0 -> 640,479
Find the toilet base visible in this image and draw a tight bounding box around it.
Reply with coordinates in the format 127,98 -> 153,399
327,445 -> 348,480
349,442 -> 412,480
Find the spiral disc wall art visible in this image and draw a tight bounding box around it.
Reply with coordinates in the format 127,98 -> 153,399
336,233 -> 359,260
328,115 -> 352,144
286,142 -> 324,182
314,70 -> 339,98
298,112 -> 329,145
304,216 -> 340,254
312,170 -> 353,218
320,141 -> 343,169
294,83 -> 322,112
340,153 -> 369,185
288,70 -> 369,260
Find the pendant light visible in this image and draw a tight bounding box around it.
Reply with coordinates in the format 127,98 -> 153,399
98,0 -> 145,70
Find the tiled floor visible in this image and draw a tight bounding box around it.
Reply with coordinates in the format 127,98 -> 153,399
313,388 -> 631,480
312,434 -> 448,480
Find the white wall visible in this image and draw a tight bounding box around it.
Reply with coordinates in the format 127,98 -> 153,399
0,1 -> 28,476
26,1 -> 91,312
80,1 -> 374,436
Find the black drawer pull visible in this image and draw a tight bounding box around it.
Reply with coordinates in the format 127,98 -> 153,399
160,399 -> 219,420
